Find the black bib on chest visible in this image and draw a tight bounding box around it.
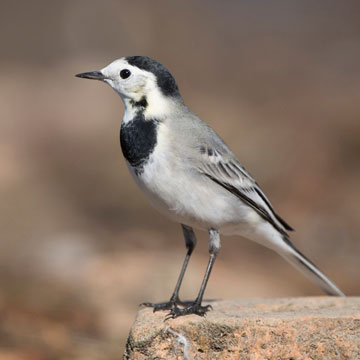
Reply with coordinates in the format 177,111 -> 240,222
120,111 -> 159,173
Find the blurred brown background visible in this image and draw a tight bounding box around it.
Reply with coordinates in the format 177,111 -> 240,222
0,0 -> 359,358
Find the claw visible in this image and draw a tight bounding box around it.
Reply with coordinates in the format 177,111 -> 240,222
165,303 -> 213,319
140,300 -> 178,312
141,298 -> 212,318
140,297 -> 194,313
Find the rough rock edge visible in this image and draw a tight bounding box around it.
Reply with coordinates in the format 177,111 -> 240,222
124,297 -> 360,360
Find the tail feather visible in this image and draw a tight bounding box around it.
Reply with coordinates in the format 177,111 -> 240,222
280,238 -> 345,297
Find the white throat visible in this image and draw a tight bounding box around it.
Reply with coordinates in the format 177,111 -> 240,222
122,88 -> 180,124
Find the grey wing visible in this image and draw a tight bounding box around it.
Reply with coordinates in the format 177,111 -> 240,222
193,141 -> 293,236
170,109 -> 292,235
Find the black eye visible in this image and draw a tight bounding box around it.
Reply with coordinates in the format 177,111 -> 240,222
120,69 -> 131,79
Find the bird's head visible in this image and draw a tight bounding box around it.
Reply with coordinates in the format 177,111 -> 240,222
76,56 -> 182,117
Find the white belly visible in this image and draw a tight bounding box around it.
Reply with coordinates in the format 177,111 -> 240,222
127,144 -> 259,233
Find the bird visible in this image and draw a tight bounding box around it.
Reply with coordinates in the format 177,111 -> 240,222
75,56 -> 344,318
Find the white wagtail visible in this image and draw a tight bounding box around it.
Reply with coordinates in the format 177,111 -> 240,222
76,56 -> 344,318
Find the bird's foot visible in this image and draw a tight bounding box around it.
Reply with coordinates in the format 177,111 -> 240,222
165,303 -> 212,320
141,297 -> 190,312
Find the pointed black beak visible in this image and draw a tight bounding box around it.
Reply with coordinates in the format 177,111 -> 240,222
75,71 -> 105,80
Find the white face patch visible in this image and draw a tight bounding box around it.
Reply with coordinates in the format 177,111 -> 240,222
100,58 -> 176,120
101,58 -> 152,101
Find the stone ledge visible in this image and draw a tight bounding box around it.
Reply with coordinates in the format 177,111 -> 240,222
124,297 -> 360,359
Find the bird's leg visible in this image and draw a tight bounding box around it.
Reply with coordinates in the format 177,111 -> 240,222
166,229 -> 220,319
141,224 -> 197,312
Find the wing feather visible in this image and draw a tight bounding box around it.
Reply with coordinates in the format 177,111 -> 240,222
196,145 -> 293,235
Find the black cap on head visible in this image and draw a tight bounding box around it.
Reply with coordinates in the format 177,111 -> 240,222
125,56 -> 180,98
